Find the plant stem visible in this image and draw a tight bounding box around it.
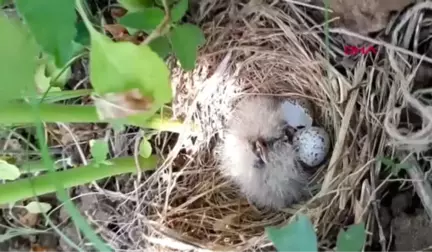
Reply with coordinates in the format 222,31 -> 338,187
0,156 -> 157,205
19,158 -> 68,174
142,0 -> 172,44
0,103 -> 187,133
36,89 -> 93,103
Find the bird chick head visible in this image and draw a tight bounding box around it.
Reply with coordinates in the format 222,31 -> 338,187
219,95 -> 309,208
223,95 -> 296,169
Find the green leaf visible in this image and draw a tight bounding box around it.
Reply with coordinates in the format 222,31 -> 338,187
119,8 -> 164,33
377,157 -> 395,167
71,41 -> 85,56
15,0 -> 77,66
336,223 -> 366,252
171,0 -> 188,23
89,30 -> 172,107
90,139 -> 109,163
75,20 -> 91,47
0,159 -> 21,181
265,214 -> 318,252
46,58 -> 72,87
34,55 -> 70,93
139,137 -> 152,158
149,36 -> 172,59
24,201 -> 52,214
118,0 -> 153,11
1,0 -> 12,6
35,63 -> 51,93
34,61 -> 61,93
395,162 -> 411,171
391,162 -> 411,176
168,23 -> 205,71
0,13 -> 38,104
110,119 -> 128,133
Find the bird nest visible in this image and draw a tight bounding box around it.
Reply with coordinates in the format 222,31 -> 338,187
137,1 -> 379,250
79,0 -> 432,251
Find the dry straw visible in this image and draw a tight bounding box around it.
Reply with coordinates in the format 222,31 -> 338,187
77,1 -> 432,251
140,0 -> 372,250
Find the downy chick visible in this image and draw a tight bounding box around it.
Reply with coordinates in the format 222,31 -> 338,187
218,95 -> 312,209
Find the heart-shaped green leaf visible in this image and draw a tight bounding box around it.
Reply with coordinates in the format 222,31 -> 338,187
119,8 -> 164,33
90,139 -> 109,164
336,223 -> 366,252
118,0 -> 153,11
168,23 -> 205,71
170,0 -> 188,23
149,36 -> 172,59
266,214 -> 318,252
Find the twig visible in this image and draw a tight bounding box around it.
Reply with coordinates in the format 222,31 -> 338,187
369,166 -> 387,252
142,0 -> 172,45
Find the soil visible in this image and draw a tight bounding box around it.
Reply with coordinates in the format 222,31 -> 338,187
392,210 -> 432,251
373,189 -> 432,251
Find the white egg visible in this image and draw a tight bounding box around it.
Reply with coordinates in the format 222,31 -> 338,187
293,126 -> 330,167
281,97 -> 314,129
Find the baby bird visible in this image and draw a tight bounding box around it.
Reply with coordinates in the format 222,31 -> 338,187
218,95 -> 312,209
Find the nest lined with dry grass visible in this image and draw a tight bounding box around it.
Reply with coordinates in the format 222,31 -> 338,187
132,1 -> 383,250
73,1 -> 432,251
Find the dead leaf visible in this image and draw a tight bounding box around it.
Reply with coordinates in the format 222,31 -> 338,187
103,24 -> 143,45
25,201 -> 52,214
31,244 -> 50,252
93,88 -> 154,120
103,24 -> 129,40
110,6 -> 128,19
18,211 -> 39,227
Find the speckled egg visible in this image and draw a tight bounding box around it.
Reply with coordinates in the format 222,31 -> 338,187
293,126 -> 330,167
281,97 -> 314,129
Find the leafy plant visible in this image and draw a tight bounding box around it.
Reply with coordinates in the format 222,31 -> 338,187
377,156 -> 411,175
118,0 -> 206,70
0,13 -> 38,105
139,136 -> 153,158
0,0 -> 204,250
266,214 -> 318,252
15,0 -> 77,66
265,214 -> 366,252
118,0 -> 153,11
89,139 -> 112,166
169,23 -> 205,70
336,223 -> 367,252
